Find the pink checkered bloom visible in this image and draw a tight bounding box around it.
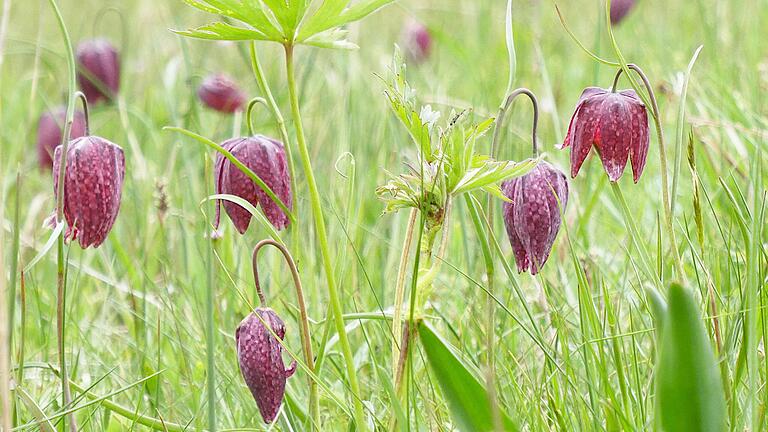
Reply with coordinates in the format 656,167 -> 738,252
214,135 -> 292,233
76,39 -> 120,104
610,0 -> 636,25
198,74 -> 246,113
37,107 -> 87,169
502,161 -> 569,275
53,136 -> 125,248
561,87 -> 649,183
236,308 -> 296,423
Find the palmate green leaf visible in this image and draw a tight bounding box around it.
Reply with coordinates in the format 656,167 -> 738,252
451,157 -> 537,195
657,283 -> 726,432
298,0 -> 397,42
181,0 -> 283,40
419,322 -> 518,432
303,28 -> 359,50
173,22 -> 272,41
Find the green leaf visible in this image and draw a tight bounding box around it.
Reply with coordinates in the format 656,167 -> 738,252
298,0 -> 397,42
656,283 -> 726,432
419,322 -> 518,432
173,22 -> 272,41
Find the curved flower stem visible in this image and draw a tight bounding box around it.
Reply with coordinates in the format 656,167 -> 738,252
283,44 -> 366,431
47,0 -> 78,430
491,88 -> 540,158
244,97 -> 268,137
251,239 -> 319,429
486,88 -> 540,431
611,64 -> 685,280
391,209 -> 417,377
74,91 -> 90,135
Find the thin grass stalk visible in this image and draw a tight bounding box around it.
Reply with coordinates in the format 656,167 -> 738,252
204,155 -> 216,431
283,43 -> 366,430
7,169 -> 21,424
46,0 -> 78,429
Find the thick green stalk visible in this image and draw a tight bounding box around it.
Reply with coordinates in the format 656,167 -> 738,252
46,0 -> 77,430
283,44 -> 366,430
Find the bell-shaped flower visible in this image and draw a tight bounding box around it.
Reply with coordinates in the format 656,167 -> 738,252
76,39 -> 120,103
236,307 -> 296,424
562,87 -> 649,182
37,107 -> 86,169
214,135 -> 291,233
502,161 -> 569,275
198,74 -> 246,113
611,0 -> 637,25
53,136 -> 125,248
402,21 -> 432,64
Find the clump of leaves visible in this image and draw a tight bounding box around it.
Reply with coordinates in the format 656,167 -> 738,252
176,0 -> 396,49
376,57 -> 537,222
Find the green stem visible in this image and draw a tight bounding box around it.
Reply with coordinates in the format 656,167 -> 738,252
391,209 -> 417,377
46,0 -> 78,430
283,44 -> 366,431
251,239 -> 319,429
206,162 -> 216,431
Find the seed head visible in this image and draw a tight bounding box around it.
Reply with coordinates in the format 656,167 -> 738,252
76,39 -> 120,104
236,308 -> 296,423
214,135 -> 292,233
198,74 -> 246,113
610,0 -> 637,25
53,136 -> 126,248
561,87 -> 649,182
502,161 -> 569,275
37,107 -> 87,169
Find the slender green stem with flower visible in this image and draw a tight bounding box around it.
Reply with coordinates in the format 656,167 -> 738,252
251,239 -> 319,429
283,43 -> 366,431
46,0 -> 79,430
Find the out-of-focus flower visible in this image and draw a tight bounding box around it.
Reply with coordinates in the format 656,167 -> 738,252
402,21 -> 432,64
77,39 -> 120,103
37,107 -> 87,169
610,0 -> 637,25
198,74 -> 247,113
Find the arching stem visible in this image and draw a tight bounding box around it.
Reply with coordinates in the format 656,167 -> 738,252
611,64 -> 685,280
251,239 -> 319,429
74,91 -> 90,136
491,88 -> 540,158
244,97 -> 268,137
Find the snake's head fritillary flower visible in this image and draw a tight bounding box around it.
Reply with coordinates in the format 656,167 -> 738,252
402,21 -> 432,64
198,74 -> 247,114
561,87 -> 649,182
37,107 -> 87,169
610,0 -> 637,25
76,39 -> 120,104
53,136 -> 125,248
236,307 -> 296,424
214,135 -> 291,233
502,161 -> 569,275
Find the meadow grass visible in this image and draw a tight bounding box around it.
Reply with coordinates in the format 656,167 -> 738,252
0,0 -> 766,430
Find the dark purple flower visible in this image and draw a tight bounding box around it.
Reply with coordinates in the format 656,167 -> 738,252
214,135 -> 291,233
610,0 -> 636,25
198,74 -> 246,113
76,39 -> 120,104
37,107 -> 87,169
236,307 -> 296,423
561,87 -> 649,182
53,136 -> 125,248
502,161 -> 569,275
402,21 -> 432,63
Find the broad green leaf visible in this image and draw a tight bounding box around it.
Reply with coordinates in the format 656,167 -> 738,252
419,322 -> 518,432
657,283 -> 726,432
298,0 -> 396,42
451,157 -> 537,195
303,28 -> 359,50
173,22 -> 272,41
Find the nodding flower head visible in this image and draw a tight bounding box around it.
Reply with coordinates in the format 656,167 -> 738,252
610,0 -> 637,25
236,307 -> 296,424
214,135 -> 292,233
37,107 -> 87,169
502,161 -> 569,275
76,39 -> 120,104
53,135 -> 126,248
402,21 -> 432,63
561,87 -> 649,182
198,74 -> 247,113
